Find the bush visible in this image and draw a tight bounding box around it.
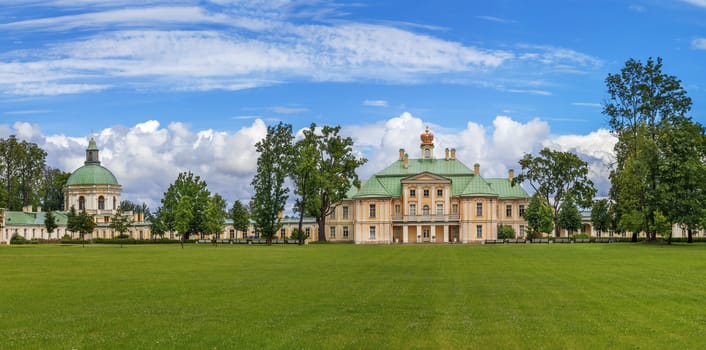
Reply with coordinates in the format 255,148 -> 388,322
497,225 -> 516,239
10,234 -> 29,244
571,233 -> 589,239
62,234 -> 72,240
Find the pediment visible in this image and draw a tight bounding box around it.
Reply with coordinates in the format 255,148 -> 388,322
401,171 -> 451,184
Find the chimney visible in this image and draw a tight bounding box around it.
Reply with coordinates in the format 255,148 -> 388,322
450,148 -> 456,159
403,153 -> 409,169
474,163 -> 480,176
22,206 -> 31,213
399,148 -> 405,160
133,213 -> 138,222
508,169 -> 514,181
37,206 -> 42,213
445,148 -> 449,160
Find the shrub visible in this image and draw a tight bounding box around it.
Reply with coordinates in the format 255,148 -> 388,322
10,234 -> 29,244
497,225 -> 516,239
571,233 -> 590,239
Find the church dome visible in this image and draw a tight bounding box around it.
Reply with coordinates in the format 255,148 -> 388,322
66,164 -> 119,186
65,137 -> 119,186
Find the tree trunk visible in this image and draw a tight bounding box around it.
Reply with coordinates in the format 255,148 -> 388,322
631,232 -> 637,242
318,216 -> 326,242
688,228 -> 693,243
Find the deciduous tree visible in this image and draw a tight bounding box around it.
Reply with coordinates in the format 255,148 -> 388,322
203,193 -> 227,245
524,194 -> 554,239
590,199 -> 611,238
251,122 -> 293,245
514,148 -> 596,237
557,195 -> 582,236
229,200 -> 250,241
109,208 -> 131,248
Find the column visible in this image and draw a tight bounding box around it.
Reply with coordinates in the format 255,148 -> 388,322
403,225 -> 409,243
416,224 -> 421,243
431,224 -> 436,243
443,225 -> 449,243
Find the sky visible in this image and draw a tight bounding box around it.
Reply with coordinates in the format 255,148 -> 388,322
1,0 -> 705,210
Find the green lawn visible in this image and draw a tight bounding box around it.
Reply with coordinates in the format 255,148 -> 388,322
1,243 -> 706,349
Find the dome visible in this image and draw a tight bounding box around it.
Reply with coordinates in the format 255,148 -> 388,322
66,164 -> 119,186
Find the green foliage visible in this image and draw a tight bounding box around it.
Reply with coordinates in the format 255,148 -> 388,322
0,135 -> 47,210
40,167 -> 71,211
304,125 -> 367,242
497,225 -> 515,239
291,124 -> 322,244
66,205 -> 80,236
109,208 -> 131,248
44,210 -> 58,234
653,210 -> 672,242
571,233 -> 590,239
514,147 -> 596,236
524,194 -> 554,237
251,122 -> 293,244
557,195 -> 582,235
604,57 -> 696,241
203,193 -> 227,241
158,171 -> 211,240
10,233 -> 29,244
229,200 -> 250,239
76,209 -> 96,245
590,199 -> 611,236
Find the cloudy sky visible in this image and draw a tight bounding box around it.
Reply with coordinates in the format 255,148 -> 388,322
1,0 -> 705,210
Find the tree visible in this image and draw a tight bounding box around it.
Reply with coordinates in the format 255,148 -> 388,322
290,124 -> 322,245
203,193 -> 227,246
603,57 -> 693,241
230,200 -> 250,241
44,210 -> 58,239
657,117 -> 706,243
109,208 -> 131,248
557,195 -> 582,236
653,210 -> 672,244
40,167 -> 71,211
514,148 -> 596,237
304,125 -> 366,242
150,207 -> 168,239
77,209 -> 96,247
0,136 -> 47,210
66,206 -> 80,239
251,122 -> 293,245
497,225 -> 515,239
524,194 -> 554,239
158,171 -> 211,242
590,199 -> 611,238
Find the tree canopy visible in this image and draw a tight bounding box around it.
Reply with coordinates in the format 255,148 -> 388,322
514,148 -> 596,236
250,122 -> 293,245
229,200 -> 250,240
157,171 -> 211,241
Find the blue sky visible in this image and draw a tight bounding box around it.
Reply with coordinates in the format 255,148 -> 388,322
1,0 -> 705,207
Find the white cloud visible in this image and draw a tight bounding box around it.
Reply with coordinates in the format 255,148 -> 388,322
2,112 -> 615,210
363,99 -> 388,107
692,38 -> 706,50
682,0 -> 706,8
572,102 -> 601,108
507,89 -> 552,96
0,2 -> 601,96
269,106 -> 308,114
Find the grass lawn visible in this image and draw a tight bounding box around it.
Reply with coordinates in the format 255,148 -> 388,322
1,243 -> 706,349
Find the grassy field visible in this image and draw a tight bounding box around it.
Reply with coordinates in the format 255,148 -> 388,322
1,243 -> 706,349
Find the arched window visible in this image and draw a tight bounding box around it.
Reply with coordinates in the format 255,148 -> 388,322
113,196 -> 117,210
422,205 -> 430,216
78,196 -> 86,210
98,196 -> 105,210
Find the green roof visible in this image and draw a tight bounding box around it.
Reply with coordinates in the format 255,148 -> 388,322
4,211 -> 68,226
352,158 -> 529,199
87,137 -> 99,151
66,164 -> 119,186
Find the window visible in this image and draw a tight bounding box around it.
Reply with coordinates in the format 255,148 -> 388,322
452,203 -> 458,215
476,225 -> 483,239
476,202 -> 483,217
330,226 -> 336,238
410,189 -> 416,197
423,189 -> 430,197
78,196 -> 86,210
519,205 -> 525,217
436,203 -> 443,216
410,204 -> 416,216
281,228 -> 286,238
369,226 -> 376,239
305,228 -> 311,237
422,205 -> 430,216
519,225 -> 525,237
437,189 -> 443,197
343,226 -> 349,238
230,229 -> 235,239
113,196 -> 116,210
369,204 -> 376,218
98,196 -> 105,210
394,204 -> 400,215
506,205 -> 512,218
343,206 -> 349,219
